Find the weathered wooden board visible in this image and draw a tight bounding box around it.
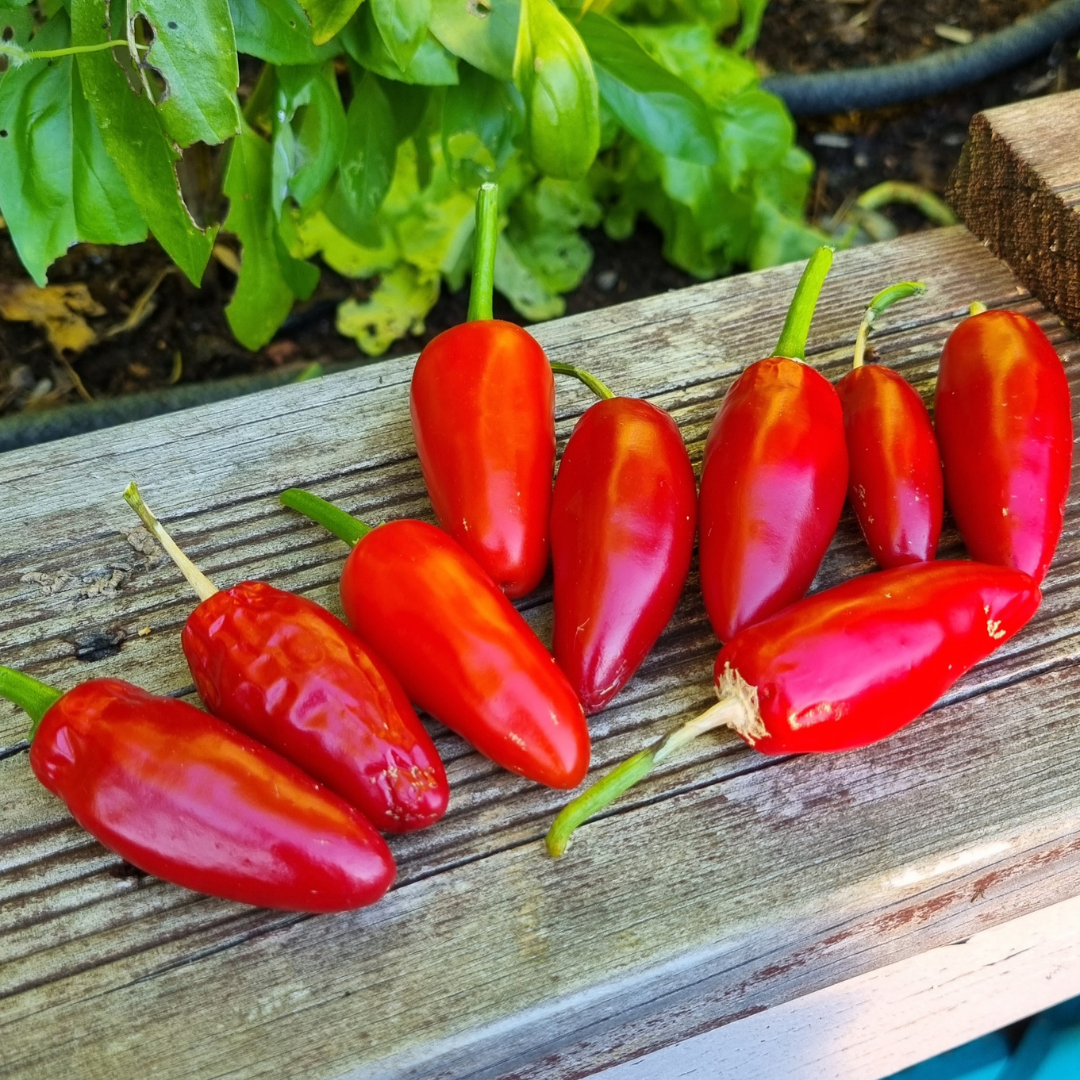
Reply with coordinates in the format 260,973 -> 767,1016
2,226 -> 1078,1080
950,86 -> 1080,331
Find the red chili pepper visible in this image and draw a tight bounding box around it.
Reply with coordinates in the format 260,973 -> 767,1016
935,304 -> 1073,584
698,247 -> 848,642
123,484 -> 448,834
1,668 -> 395,911
548,365 -> 697,713
835,282 -> 943,568
410,183 -> 555,599
280,489 -> 590,789
547,560 -> 1040,855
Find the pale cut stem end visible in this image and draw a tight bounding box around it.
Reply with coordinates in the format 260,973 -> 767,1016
970,301 -> 988,316
123,483 -> 218,603
852,281 -> 927,369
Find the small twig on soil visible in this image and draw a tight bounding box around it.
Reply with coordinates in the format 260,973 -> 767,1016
103,266 -> 176,340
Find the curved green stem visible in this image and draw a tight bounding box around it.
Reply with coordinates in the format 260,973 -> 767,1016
0,667 -> 62,742
123,483 -> 218,602
852,281 -> 927,368
856,181 -> 958,227
774,246 -> 835,362
546,697 -> 745,858
550,362 -> 616,401
0,39 -> 137,63
467,183 -> 499,323
970,301 -> 988,316
280,489 -> 372,547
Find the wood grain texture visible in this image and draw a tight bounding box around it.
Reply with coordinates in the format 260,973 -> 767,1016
1,227 -> 1077,1080
949,87 -> 1080,330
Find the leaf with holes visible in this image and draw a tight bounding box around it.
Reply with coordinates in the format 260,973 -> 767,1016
0,12 -> 145,285
71,0 -> 215,284
299,0 -> 364,45
228,0 -> 337,64
224,123 -> 319,350
429,0 -> 518,81
131,0 -> 241,147
442,64 -> 521,185
336,263 -> 440,356
372,0 -> 430,69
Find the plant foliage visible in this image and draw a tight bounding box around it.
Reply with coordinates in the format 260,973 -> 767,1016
0,0 -> 824,354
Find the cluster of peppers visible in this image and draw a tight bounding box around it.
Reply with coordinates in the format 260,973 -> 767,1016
1,184 -> 1071,910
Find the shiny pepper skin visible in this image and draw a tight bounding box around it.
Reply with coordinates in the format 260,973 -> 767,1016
551,397 -> 697,713
836,366 -> 943,567
698,358 -> 849,642
410,321 -> 556,599
182,581 -> 448,833
935,310 -> 1073,583
716,560 -> 1040,755
340,520 -> 589,789
30,680 -> 395,912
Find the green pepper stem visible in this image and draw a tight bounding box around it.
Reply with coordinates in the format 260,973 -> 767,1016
774,246 -> 835,362
545,696 -> 746,858
0,666 -> 63,742
467,183 -> 499,323
852,281 -> 927,369
970,301 -> 988,316
280,488 -> 372,547
123,483 -> 218,603
550,362 -> 616,401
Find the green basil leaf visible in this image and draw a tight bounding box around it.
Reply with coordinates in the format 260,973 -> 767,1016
131,0 -> 241,147
749,198 -> 829,271
336,69 -> 396,226
0,13 -> 145,284
381,79 -> 432,142
578,12 -> 716,165
442,64 -> 520,185
372,0 -> 430,69
341,4 -> 457,84
493,233 -> 564,320
734,0 -> 767,51
715,87 -> 792,189
632,23 -> 756,103
513,0 -> 599,180
229,0 -> 337,64
336,263 -> 440,356
298,0 -> 365,44
271,62 -> 346,213
224,123 -> 318,349
71,0 -> 215,284
428,0 -> 518,81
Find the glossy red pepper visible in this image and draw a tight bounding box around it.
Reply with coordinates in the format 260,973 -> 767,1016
698,247 -> 849,642
835,283 -> 943,568
935,305 -> 1073,584
124,485 -> 447,834
280,489 -> 590,789
410,183 -> 555,598
1,668 -> 395,911
548,560 -> 1040,855
549,366 -> 697,713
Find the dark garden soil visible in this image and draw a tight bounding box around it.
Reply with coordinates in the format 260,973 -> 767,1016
1,0 -> 1078,420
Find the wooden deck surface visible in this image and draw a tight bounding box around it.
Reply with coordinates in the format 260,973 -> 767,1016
2,225 -> 1079,1079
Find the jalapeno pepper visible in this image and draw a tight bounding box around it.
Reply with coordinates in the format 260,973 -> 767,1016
410,183 -> 555,599
123,484 -> 448,834
547,560 -> 1040,855
280,489 -> 590,789
698,247 -> 849,642
935,304 -> 1073,584
0,667 -> 395,911
548,365 -> 697,713
836,282 -> 943,568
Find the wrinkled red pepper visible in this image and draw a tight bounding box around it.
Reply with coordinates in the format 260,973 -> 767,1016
698,247 -> 848,642
836,282 -> 943,568
549,365 -> 697,713
1,668 -> 395,911
124,484 -> 448,834
935,305 -> 1073,584
280,489 -> 590,789
548,560 -> 1040,855
410,183 -> 555,599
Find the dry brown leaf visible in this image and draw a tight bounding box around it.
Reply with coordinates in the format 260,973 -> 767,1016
0,282 -> 106,355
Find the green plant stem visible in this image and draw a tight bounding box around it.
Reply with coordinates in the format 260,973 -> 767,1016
852,281 -> 927,368
123,483 -> 218,602
280,489 -> 372,547
546,697 -> 744,857
0,667 -> 63,742
856,181 -> 958,227
0,39 -> 141,62
550,362 -> 616,401
773,246 -> 835,362
468,183 -> 499,323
